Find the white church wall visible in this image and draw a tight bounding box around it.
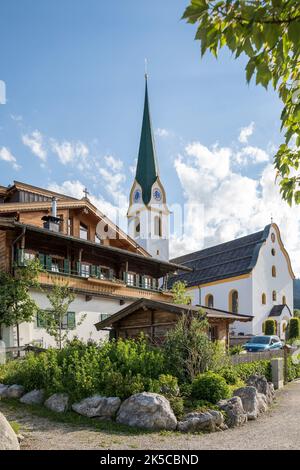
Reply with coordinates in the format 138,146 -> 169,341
188,276 -> 253,335
252,226 -> 294,336
15,290 -> 132,349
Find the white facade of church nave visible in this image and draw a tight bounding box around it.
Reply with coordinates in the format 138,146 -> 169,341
186,225 -> 294,339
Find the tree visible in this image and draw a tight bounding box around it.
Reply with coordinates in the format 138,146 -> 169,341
171,280 -> 192,305
264,318 -> 277,335
183,0 -> 300,205
0,260 -> 42,349
289,317 -> 300,340
167,281 -> 225,381
39,282 -> 84,349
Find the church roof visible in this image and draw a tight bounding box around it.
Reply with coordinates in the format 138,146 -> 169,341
168,225 -> 272,288
269,304 -> 292,317
135,77 -> 159,205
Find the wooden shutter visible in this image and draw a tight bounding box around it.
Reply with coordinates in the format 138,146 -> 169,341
64,259 -> 70,274
38,253 -> 45,268
45,255 -> 52,271
67,312 -> 76,329
109,269 -> 114,280
76,262 -> 81,276
90,265 -> 96,277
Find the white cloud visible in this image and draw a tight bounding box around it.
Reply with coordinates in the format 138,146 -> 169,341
0,146 -> 20,170
171,139 -> 300,276
22,130 -> 47,161
239,122 -> 255,143
47,180 -> 128,232
11,114 -> 23,122
155,128 -> 170,138
104,155 -> 123,172
235,145 -> 269,165
50,139 -> 89,165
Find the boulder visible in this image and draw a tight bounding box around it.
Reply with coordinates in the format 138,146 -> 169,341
218,396 -> 248,428
20,389 -> 45,405
0,412 -> 20,450
234,386 -> 263,420
178,410 -> 224,433
5,385 -> 25,399
257,392 -> 268,414
0,384 -> 9,398
72,395 -> 121,419
44,393 -> 69,413
116,392 -> 177,431
246,374 -> 275,405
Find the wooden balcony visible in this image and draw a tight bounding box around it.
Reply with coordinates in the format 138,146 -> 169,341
38,271 -> 173,301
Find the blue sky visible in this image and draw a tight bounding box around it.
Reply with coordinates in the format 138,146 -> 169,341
1,0 -> 299,273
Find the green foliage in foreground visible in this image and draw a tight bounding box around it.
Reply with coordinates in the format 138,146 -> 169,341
183,0 -> 300,205
0,337 -> 166,402
191,371 -> 231,404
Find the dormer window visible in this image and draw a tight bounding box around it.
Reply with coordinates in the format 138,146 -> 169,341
80,222 -> 88,240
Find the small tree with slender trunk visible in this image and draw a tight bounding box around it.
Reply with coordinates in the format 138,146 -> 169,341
0,259 -> 42,349
39,282 -> 85,349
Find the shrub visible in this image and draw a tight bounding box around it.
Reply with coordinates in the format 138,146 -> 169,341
286,356 -> 300,381
264,319 -> 276,335
157,374 -> 179,397
191,371 -> 231,404
229,345 -> 244,356
168,396 -> 184,419
233,360 -> 272,382
219,366 -> 239,385
0,337 -> 166,402
289,318 -> 300,341
163,315 -> 226,383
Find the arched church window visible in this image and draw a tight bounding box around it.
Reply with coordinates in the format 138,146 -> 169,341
271,248 -> 276,256
272,290 -> 277,301
262,293 -> 266,305
282,295 -> 286,304
271,233 -> 276,243
229,290 -> 239,314
154,215 -> 162,237
205,294 -> 214,308
272,266 -> 276,277
135,216 -> 140,237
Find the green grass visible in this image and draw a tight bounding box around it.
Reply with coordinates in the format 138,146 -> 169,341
9,420 -> 21,435
0,398 -> 153,436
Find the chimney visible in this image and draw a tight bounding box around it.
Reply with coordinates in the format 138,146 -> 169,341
42,197 -> 61,232
51,197 -> 57,217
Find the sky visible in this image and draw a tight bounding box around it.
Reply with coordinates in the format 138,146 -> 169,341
1,0 -> 300,275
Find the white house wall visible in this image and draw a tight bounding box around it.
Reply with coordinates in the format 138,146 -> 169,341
9,290 -> 132,349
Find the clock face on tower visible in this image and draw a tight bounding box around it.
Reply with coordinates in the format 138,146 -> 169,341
153,188 -> 162,202
133,189 -> 141,203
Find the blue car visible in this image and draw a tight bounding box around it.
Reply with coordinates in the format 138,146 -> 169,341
243,335 -> 283,352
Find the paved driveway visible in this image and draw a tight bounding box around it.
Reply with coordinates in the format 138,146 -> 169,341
1,380 -> 300,450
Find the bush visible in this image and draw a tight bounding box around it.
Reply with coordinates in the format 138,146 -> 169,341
191,371 -> 231,404
0,337 -> 166,402
157,374 -> 179,397
264,319 -> 276,335
289,318 -> 300,341
233,360 -> 272,382
286,356 -> 300,381
163,315 -> 226,383
219,366 -> 239,385
168,396 -> 184,419
229,345 -> 244,356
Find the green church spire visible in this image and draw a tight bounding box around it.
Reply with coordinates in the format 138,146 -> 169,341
135,76 -> 159,205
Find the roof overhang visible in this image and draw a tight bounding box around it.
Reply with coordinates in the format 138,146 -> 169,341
0,219 -> 192,277
95,298 -> 253,330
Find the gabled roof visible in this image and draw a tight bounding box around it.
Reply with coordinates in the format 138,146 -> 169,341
94,298 -> 253,330
168,225 -> 272,288
0,180 -> 149,256
269,304 -> 292,318
135,78 -> 159,205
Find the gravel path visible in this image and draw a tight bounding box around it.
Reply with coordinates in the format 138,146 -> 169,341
1,381 -> 300,450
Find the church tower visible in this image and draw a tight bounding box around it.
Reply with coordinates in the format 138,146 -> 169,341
127,76 -> 169,261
